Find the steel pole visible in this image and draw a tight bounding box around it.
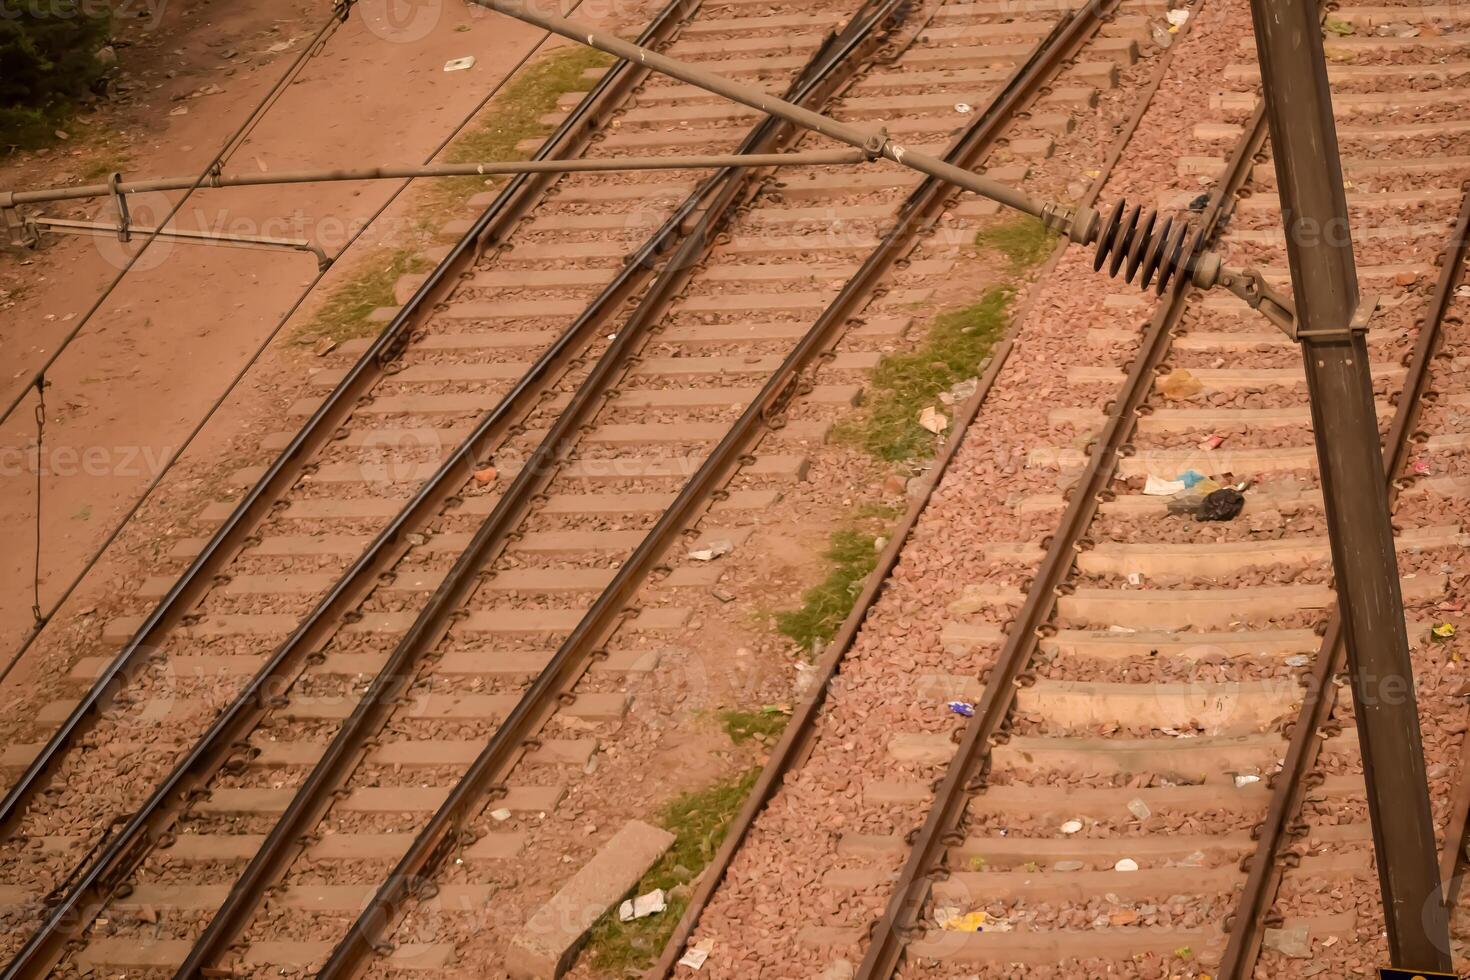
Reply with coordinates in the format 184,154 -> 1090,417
1248,0 -> 1451,969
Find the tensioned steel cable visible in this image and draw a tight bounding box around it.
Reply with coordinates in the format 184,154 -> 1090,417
0,0 -> 588,685
0,3 -> 353,426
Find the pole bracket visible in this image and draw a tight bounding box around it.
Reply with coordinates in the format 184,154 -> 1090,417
1219,266 -> 1298,338
108,172 -> 132,243
2,193 -> 37,248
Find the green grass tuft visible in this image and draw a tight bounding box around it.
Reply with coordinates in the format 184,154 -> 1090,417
975,216 -> 1057,272
720,706 -> 790,745
584,769 -> 760,975
835,287 -> 1012,463
292,249 -> 428,348
428,45 -> 614,210
290,45 -> 611,348
774,528 -> 881,652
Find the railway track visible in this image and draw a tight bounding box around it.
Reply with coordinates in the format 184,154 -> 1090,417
655,0 -> 1470,977
0,0 -> 1169,976
8,0 -> 1460,977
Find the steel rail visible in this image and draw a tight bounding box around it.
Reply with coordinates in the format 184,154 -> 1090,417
649,1 -> 1156,971
304,5 -> 923,976
854,97 -> 1271,980
1217,177 -> 1470,978
0,0 -> 700,845
0,2 -> 706,975
2,150 -> 876,206
170,3 -> 913,976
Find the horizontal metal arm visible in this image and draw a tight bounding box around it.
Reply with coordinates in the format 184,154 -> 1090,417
470,0 -> 1089,241
0,149 -> 873,208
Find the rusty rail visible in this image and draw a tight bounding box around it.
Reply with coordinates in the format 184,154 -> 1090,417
1217,174 -> 1470,978
167,2 -> 915,977
642,1 -> 1151,972
0,3 -> 713,976
854,91 -> 1270,980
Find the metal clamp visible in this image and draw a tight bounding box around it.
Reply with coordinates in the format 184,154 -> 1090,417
1219,266 -> 1297,338
107,172 -> 131,243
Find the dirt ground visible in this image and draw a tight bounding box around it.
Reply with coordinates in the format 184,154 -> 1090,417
0,0 -> 617,657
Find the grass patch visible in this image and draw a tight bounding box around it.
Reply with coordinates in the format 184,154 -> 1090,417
835,287 -> 1012,463
975,216 -> 1057,272
78,147 -> 134,182
584,769 -> 759,976
720,706 -> 790,745
775,527 -> 882,652
292,248 -> 428,347
427,45 -> 614,210
289,45 -> 612,348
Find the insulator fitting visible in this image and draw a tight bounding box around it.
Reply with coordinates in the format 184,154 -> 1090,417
1091,199 -> 1219,294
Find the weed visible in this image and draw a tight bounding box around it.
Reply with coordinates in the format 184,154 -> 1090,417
427,45 -> 613,210
292,249 -> 427,347
975,216 -> 1057,272
835,287 -> 1012,462
720,706 -> 790,745
775,527 -> 882,652
584,769 -> 759,974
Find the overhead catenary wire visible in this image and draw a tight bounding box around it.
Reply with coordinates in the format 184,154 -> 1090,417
0,1 -> 354,429
0,0 -> 592,686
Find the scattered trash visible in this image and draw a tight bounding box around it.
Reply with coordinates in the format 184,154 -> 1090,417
169,106 -> 189,116
1263,923 -> 1312,958
1433,622 -> 1457,640
618,888 -> 667,922
1187,192 -> 1210,212
1144,475 -> 1187,496
918,405 -> 949,434
954,102 -> 973,114
444,55 -> 476,71
1060,819 -> 1083,835
940,910 -> 987,932
1126,798 -> 1151,821
688,539 -> 734,562
1233,774 -> 1261,788
1179,851 -> 1206,868
712,588 -> 736,603
1166,8 -> 1189,26
489,808 -> 512,822
947,700 -> 974,718
473,466 -> 498,485
1324,17 -> 1355,36
1412,458 -> 1433,476
1166,479 -> 1221,517
1196,488 -> 1246,522
1159,368 -> 1204,400
1177,470 -> 1207,489
1285,655 -> 1311,668
312,337 -> 337,356
679,940 -> 713,971
948,378 -> 979,403
1114,858 -> 1139,872
1198,434 -> 1226,451
1127,572 -> 1143,586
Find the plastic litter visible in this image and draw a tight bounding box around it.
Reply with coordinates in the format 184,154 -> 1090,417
948,700 -> 975,717
1166,8 -> 1190,26
1196,488 -> 1246,522
443,56 -> 476,71
1285,654 -> 1311,667
1060,819 -> 1083,835
1158,368 -> 1204,400
472,466 -> 498,486
1197,434 -> 1225,451
954,102 -> 973,114
489,808 -> 512,822
1144,475 -> 1187,496
1234,774 -> 1261,788
1114,858 -> 1139,872
1126,798 -> 1151,820
918,405 -> 949,434
619,888 -> 667,922
679,940 -> 713,971
1177,470 -> 1207,489
688,539 -> 734,562
1412,458 -> 1433,476
941,910 -> 987,932
1433,622 -> 1457,640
